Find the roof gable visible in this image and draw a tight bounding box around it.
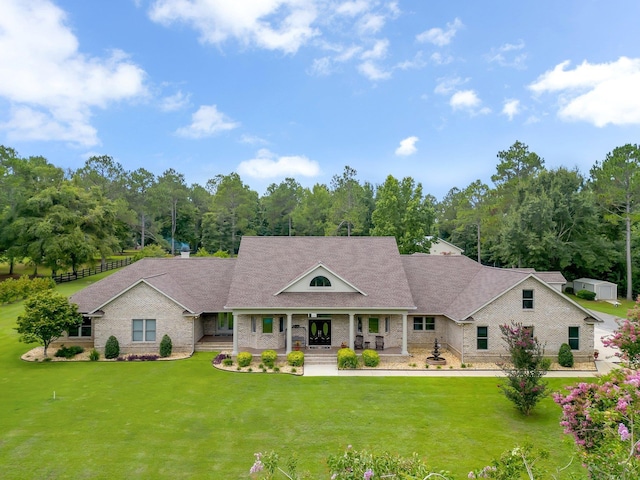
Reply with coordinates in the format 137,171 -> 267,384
275,263 -> 366,295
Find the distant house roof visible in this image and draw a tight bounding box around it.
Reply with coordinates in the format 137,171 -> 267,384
226,236 -> 416,311
70,257 -> 236,314
574,278 -> 617,286
425,236 -> 464,255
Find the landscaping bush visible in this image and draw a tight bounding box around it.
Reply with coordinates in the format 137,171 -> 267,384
558,343 -> 574,367
261,349 -> 278,368
159,334 -> 172,357
237,352 -> 253,367
104,335 -> 120,359
362,348 -> 380,367
337,348 -> 357,369
564,286 -> 574,295
0,276 -> 56,305
223,358 -> 233,367
287,350 -> 304,367
212,353 -> 229,365
54,345 -> 85,359
89,349 -> 100,361
576,289 -> 596,301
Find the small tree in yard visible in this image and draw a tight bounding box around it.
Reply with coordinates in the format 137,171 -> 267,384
602,296 -> 640,368
498,322 -> 550,416
159,334 -> 172,357
15,291 -> 82,357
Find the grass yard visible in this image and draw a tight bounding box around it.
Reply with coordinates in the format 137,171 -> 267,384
567,293 -> 635,317
0,274 -> 589,479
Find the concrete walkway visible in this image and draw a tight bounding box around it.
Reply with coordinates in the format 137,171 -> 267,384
304,309 -> 623,377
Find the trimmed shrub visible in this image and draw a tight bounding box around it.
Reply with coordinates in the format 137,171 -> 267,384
54,345 -> 85,359
287,350 -> 304,367
212,353 -> 229,365
564,286 -> 574,295
89,349 -> 100,361
223,358 -> 233,367
159,334 -> 172,357
237,352 -> 253,367
576,289 -> 596,301
261,349 -> 278,368
104,335 -> 120,359
337,348 -> 358,369
558,343 -> 574,367
362,348 -> 380,367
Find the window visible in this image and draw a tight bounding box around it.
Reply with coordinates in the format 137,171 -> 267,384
477,326 -> 488,350
357,317 -> 362,334
368,317 -> 379,334
568,326 -> 580,350
132,319 -> 156,342
251,316 -> 257,333
262,317 -> 273,334
413,317 -> 435,331
69,317 -> 92,337
522,289 -> 534,309
279,317 -> 285,333
385,317 -> 390,333
310,276 -> 331,287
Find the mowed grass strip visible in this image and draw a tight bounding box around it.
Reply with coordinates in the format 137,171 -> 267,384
0,274 -> 586,479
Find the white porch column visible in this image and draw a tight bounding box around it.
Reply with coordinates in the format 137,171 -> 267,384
286,313 -> 293,354
349,313 -> 355,350
401,313 -> 408,355
232,312 -> 239,355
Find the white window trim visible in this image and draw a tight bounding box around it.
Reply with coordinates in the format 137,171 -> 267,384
132,319 -> 156,342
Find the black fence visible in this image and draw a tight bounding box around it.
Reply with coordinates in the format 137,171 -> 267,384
52,257 -> 133,283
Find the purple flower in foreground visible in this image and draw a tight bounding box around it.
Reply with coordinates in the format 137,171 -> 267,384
364,468 -> 374,479
619,423 -> 631,441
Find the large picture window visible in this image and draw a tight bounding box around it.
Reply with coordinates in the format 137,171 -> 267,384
132,319 -> 156,342
413,317 -> 435,331
368,318 -> 379,334
263,317 -> 273,334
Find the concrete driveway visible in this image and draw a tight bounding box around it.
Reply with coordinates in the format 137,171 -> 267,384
593,310 -> 625,373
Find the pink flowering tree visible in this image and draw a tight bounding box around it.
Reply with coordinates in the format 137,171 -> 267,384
498,322 -> 550,416
554,369 -> 640,478
602,298 -> 640,368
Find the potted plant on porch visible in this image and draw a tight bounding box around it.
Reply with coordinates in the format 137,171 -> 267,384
294,341 -> 301,351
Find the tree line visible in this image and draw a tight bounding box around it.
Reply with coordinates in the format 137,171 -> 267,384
1,141 -> 639,298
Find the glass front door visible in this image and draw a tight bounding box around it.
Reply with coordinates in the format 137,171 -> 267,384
308,319 -> 331,346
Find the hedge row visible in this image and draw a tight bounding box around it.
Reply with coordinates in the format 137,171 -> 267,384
0,276 -> 56,304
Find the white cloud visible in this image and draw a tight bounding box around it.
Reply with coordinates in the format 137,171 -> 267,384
486,40 -> 526,68
335,0 -> 370,17
240,134 -> 269,145
529,56 -> 640,126
149,0 -> 320,54
502,99 -> 520,120
434,76 -> 468,95
449,90 -> 491,115
358,61 -> 392,81
176,104 -> 239,138
430,52 -> 453,65
395,136 -> 419,156
416,18 -> 463,47
160,90 -> 190,111
307,56 -> 333,76
361,39 -> 389,60
356,13 -> 385,35
0,0 -> 147,146
238,148 -> 320,178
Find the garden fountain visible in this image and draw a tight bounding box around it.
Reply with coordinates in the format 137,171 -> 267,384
426,338 -> 447,366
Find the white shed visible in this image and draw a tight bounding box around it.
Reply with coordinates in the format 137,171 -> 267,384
572,278 -> 618,300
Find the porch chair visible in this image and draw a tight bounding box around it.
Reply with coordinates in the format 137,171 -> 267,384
354,335 -> 364,350
375,335 -> 384,350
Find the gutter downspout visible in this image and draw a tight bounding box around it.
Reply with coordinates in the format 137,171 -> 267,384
461,323 -> 464,365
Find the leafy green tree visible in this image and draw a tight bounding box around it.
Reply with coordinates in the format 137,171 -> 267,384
16,291 -> 82,357
590,144 -> 640,300
261,178 -> 303,236
291,184 -> 332,236
125,168 -> 156,248
492,140 -> 545,187
328,166 -> 368,236
371,175 -> 435,253
202,173 -> 258,254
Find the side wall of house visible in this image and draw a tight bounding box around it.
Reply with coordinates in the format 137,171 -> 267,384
407,315 -> 449,350
94,283 -> 194,354
463,277 -> 595,363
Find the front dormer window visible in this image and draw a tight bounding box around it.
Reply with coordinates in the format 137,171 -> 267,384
310,276 -> 331,287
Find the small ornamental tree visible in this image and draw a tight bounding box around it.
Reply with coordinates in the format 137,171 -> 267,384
159,334 -> 172,357
498,322 -> 549,416
15,291 -> 82,357
602,297 -> 640,368
554,369 -> 640,478
104,335 -> 120,359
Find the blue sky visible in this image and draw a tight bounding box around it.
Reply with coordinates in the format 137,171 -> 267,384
1,0 -> 639,200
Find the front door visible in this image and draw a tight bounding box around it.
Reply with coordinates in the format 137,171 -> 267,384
308,319 -> 331,346
216,312 -> 233,336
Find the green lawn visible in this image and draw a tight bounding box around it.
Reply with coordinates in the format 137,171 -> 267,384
567,293 -> 634,317
0,275 -> 588,479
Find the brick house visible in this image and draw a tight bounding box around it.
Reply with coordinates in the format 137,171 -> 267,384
67,236 -> 600,362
